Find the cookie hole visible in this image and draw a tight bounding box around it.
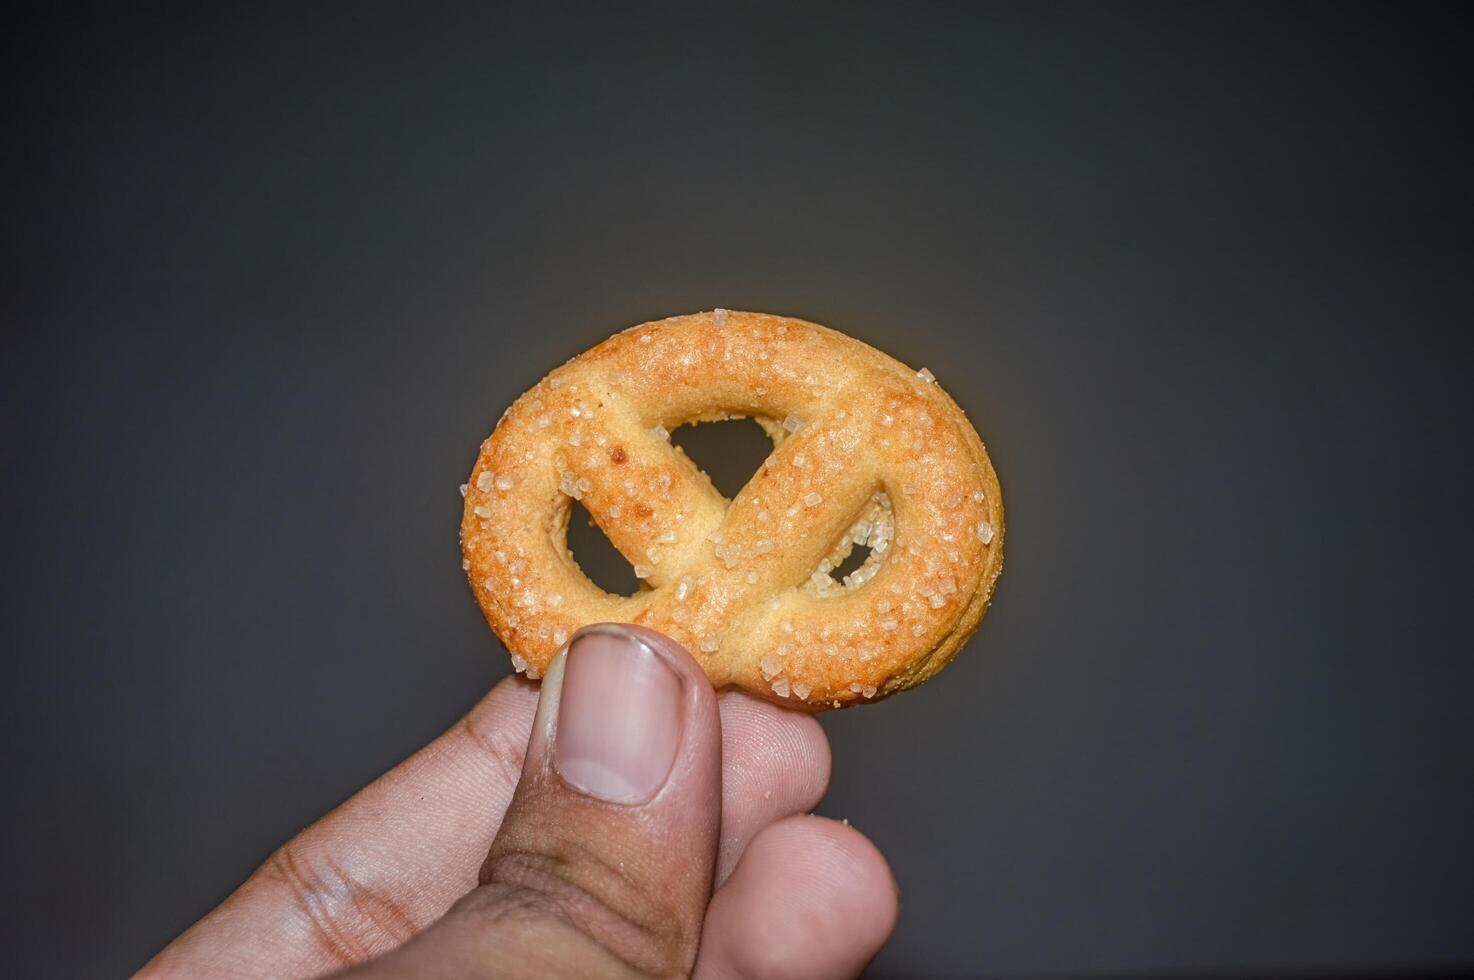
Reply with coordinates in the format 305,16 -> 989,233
566,501 -> 640,596
669,417 -> 774,499
831,543 -> 872,583
804,488 -> 892,598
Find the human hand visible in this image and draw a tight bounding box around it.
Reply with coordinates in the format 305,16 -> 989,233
142,625 -> 898,978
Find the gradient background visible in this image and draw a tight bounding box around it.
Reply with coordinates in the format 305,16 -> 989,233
4,3 -> 1473,977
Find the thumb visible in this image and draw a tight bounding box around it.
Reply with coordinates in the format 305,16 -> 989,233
346,624 -> 722,979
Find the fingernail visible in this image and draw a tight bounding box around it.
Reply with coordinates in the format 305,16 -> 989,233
553,625 -> 684,804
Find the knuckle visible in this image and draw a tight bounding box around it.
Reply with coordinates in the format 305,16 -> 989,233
462,842 -> 695,978
260,838 -> 420,967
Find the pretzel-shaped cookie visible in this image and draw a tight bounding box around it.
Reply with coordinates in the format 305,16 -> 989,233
461,310 -> 1004,709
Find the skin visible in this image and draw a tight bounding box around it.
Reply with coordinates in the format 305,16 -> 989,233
141,626 -> 899,978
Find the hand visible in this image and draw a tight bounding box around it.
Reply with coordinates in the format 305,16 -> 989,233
142,625 -> 898,978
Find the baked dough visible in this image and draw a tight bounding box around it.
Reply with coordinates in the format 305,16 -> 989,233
461,310 -> 1003,708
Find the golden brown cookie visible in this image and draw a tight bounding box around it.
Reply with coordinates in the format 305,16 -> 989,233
461,310 -> 1003,709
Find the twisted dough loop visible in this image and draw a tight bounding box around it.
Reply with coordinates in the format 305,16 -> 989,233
461,311 -> 1004,709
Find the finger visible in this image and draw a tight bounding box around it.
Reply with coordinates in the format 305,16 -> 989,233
141,676 -> 542,978
694,814 -> 900,980
143,642 -> 831,977
713,690 -> 830,884
346,624 -> 723,979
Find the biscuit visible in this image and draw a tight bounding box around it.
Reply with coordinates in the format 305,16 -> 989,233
461,310 -> 1003,708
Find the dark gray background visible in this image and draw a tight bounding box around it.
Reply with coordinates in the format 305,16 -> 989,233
4,3 -> 1472,977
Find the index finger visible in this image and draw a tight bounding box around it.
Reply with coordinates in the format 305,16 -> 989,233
144,677 -> 541,978
142,674 -> 830,977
